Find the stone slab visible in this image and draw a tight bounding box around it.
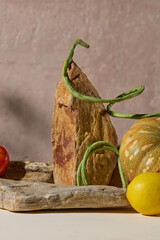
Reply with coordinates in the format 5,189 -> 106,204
3,161 -> 53,183
0,178 -> 130,212
0,161 -> 130,212
52,60 -> 118,185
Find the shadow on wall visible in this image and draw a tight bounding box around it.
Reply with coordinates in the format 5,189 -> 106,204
2,93 -> 52,161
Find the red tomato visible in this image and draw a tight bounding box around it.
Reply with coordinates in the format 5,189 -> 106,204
0,146 -> 10,177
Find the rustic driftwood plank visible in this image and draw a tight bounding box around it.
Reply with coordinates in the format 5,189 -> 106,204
0,178 -> 130,212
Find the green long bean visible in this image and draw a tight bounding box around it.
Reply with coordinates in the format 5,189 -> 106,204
62,39 -> 160,188
62,39 -> 160,118
77,141 -> 127,189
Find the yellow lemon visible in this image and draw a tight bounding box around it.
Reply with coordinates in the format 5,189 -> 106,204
126,172 -> 160,215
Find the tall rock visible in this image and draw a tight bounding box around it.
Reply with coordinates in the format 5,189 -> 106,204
52,61 -> 118,185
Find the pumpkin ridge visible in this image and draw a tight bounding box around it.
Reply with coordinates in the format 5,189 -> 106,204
120,132 -> 160,155
120,141 -> 155,181
137,143 -> 160,175
152,162 -> 160,173
119,118 -> 160,182
130,119 -> 160,130
130,124 -> 160,134
131,132 -> 160,138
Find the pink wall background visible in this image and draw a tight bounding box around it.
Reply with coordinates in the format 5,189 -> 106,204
0,0 -> 160,162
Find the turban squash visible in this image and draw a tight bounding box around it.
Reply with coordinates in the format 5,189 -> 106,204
119,118 -> 160,183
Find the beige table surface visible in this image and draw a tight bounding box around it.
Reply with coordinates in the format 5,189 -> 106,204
0,208 -> 160,240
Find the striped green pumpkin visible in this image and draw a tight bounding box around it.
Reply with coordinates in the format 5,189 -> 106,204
119,118 -> 160,183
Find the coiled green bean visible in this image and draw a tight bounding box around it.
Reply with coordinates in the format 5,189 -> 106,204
62,39 -> 160,187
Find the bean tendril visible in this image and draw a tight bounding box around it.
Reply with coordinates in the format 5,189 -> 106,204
62,39 -> 160,188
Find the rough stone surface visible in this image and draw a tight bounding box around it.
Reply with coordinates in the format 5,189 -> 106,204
52,61 -> 118,185
2,161 -> 53,183
0,178 -> 130,212
2,161 -> 122,188
0,161 -> 127,212
109,165 -> 122,188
